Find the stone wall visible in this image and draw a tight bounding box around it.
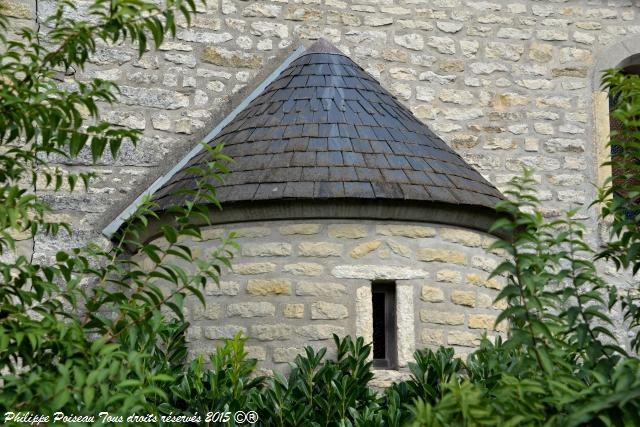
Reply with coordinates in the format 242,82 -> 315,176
2,0 -> 639,347
160,220 -> 507,372
3,0 -> 638,260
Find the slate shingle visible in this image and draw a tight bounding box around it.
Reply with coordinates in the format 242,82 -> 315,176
154,39 -> 503,210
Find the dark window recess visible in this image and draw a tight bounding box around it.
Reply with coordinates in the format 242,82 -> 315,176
609,68 -> 640,221
372,281 -> 397,369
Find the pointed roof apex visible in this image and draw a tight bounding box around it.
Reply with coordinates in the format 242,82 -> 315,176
305,38 -> 344,55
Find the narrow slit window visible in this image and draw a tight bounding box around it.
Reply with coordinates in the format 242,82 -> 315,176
372,281 -> 397,369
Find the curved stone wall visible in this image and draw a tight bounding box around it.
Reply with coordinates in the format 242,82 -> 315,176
168,219 -> 506,372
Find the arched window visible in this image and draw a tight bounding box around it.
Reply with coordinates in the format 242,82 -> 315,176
608,61 -> 640,219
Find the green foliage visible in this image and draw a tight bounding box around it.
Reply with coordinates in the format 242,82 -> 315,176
597,69 -> 640,352
0,0 -> 242,422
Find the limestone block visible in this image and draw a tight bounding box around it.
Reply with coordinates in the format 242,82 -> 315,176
283,304 -> 305,318
420,310 -> 465,325
298,324 -> 346,340
436,269 -> 462,283
417,248 -> 466,265
242,243 -> 292,257
202,47 -> 263,68
439,229 -> 483,247
376,225 -> 436,238
245,346 -> 266,361
279,224 -> 321,235
332,265 -> 428,280
422,328 -> 445,345
387,241 -> 411,258
451,290 -> 476,307
298,242 -> 343,257
204,325 -> 246,340
233,262 -> 277,275
311,302 -> 349,319
328,224 -> 368,239
202,228 -> 225,241
192,304 -> 222,320
117,86 -> 189,109
436,21 -> 463,33
231,227 -> 271,238
448,330 -> 480,347
283,263 -> 324,276
250,21 -> 289,38
205,280 -> 239,296
350,240 -> 382,258
273,347 -> 304,363
251,324 -> 294,341
466,274 -> 502,290
247,279 -> 292,296
426,36 -> 456,54
297,282 -> 346,298
421,286 -> 444,302
394,33 -> 424,51
227,302 -> 276,318
468,314 -> 501,331
0,0 -> 33,18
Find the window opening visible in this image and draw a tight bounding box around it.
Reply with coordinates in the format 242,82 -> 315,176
609,65 -> 640,220
372,281 -> 397,369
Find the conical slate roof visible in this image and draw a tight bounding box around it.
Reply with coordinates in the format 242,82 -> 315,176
153,39 -> 502,210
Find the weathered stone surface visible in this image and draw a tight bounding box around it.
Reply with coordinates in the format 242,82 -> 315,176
448,330 -> 480,347
376,225 -> 436,238
298,324 -> 346,340
422,328 -> 445,345
283,262 -> 323,276
1,0 -> 32,18
233,262 -> 277,275
440,228 -> 483,247
468,314 -> 499,330
250,22 -> 289,38
245,346 -> 266,361
201,228 -> 225,241
202,47 -> 263,68
436,269 -> 462,283
420,310 -> 465,325
279,224 -> 321,235
328,224 -> 368,239
227,302 -> 275,318
117,86 -> 188,109
192,304 -> 222,320
298,242 -> 343,257
204,325 -> 246,340
396,285 -> 415,367
232,227 -> 271,238
242,3 -> 281,17
242,243 -> 292,257
422,286 -> 445,302
104,110 -> 146,130
387,240 -> 411,258
332,265 -> 428,280
451,290 -> 476,307
273,347 -> 304,363
311,301 -> 349,319
297,282 -> 346,298
251,324 -> 294,341
394,33 -> 424,51
427,36 -> 456,54
205,280 -> 239,296
283,304 -> 305,318
466,273 -> 502,290
350,240 -> 382,258
247,279 -> 292,296
417,248 -> 466,265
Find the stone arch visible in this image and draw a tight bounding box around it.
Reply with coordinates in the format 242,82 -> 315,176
591,36 -> 640,194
